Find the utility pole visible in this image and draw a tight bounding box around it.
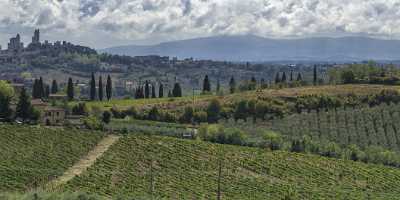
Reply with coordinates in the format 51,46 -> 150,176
217,158 -> 223,200
149,159 -> 154,200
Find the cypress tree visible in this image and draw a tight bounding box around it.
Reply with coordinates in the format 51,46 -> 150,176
16,87 -> 31,121
32,79 -> 38,99
281,72 -> 287,82
98,76 -> 103,101
297,73 -> 303,82
51,80 -> 58,94
290,70 -> 293,82
67,77 -> 74,101
106,75 -> 112,101
313,65 -> 318,85
90,72 -> 96,101
173,82 -> 182,97
158,83 -> 164,98
275,73 -> 281,83
151,84 -> 156,98
203,75 -> 211,92
38,77 -> 44,98
216,79 -> 220,93
250,76 -> 257,90
44,85 -> 50,99
229,76 -> 236,94
145,81 -> 150,98
168,90 -> 173,97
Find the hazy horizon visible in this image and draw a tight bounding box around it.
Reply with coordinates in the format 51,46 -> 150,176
1,0 -> 400,49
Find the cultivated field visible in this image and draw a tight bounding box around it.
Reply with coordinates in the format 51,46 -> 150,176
63,135 -> 400,199
0,125 -> 104,192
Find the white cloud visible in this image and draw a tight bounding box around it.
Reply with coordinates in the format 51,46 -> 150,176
0,0 -> 400,48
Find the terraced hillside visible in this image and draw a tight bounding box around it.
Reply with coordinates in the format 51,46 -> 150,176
64,135 -> 400,199
0,125 -> 105,192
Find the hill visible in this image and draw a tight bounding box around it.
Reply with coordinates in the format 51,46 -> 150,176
63,135 -> 400,199
0,125 -> 104,192
101,35 -> 400,62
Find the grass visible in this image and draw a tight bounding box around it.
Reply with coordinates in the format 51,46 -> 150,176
63,135 -> 400,199
0,125 -> 105,192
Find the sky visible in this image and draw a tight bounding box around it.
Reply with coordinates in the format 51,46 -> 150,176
0,0 -> 400,49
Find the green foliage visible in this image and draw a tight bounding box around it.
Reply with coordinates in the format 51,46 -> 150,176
202,75 -> 211,92
206,99 -> 221,123
329,63 -> 400,85
83,116 -> 103,130
67,78 -> 74,101
106,75 -> 112,101
0,81 -> 14,120
72,103 -> 88,115
102,111 -> 111,124
90,73 -> 96,101
16,87 -> 32,121
172,83 -> 182,97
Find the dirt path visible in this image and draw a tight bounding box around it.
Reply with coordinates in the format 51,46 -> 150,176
46,135 -> 120,190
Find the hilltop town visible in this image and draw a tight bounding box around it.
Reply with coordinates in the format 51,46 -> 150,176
0,29 -> 96,64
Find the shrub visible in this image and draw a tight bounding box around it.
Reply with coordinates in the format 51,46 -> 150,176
206,99 -> 221,123
83,116 -> 103,130
262,131 -> 283,150
193,111 -> 207,123
102,111 -> 111,124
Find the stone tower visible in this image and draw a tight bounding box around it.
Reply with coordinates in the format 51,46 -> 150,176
32,29 -> 40,44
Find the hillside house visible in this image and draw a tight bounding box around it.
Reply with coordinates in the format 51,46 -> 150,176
42,107 -> 65,126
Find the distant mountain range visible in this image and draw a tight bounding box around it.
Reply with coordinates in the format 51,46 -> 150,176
100,35 -> 400,62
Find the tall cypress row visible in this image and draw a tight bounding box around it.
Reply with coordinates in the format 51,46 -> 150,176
90,72 -> 96,101
98,76 -> 103,101
106,75 -> 112,101
158,83 -> 164,98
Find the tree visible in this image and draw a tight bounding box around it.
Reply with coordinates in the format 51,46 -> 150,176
168,90 -> 173,97
281,72 -> 287,82
44,85 -> 50,98
297,73 -> 303,82
290,70 -> 293,82
67,77 -> 74,101
275,73 -> 281,83
102,111 -> 111,124
158,83 -> 164,98
151,84 -> 156,98
234,100 -> 248,121
106,75 -> 112,100
0,81 -> 14,120
38,77 -> 44,98
313,65 -> 318,85
98,76 -> 103,101
90,72 -> 96,101
172,83 -> 182,97
250,76 -> 257,90
32,79 -> 40,99
203,75 -> 211,92
51,80 -> 58,94
16,87 -> 32,121
145,81 -> 150,98
229,76 -> 236,94
206,99 -> 221,123
216,79 -> 221,93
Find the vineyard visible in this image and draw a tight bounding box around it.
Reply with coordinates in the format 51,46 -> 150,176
63,135 -> 400,199
0,125 -> 104,192
271,103 -> 400,151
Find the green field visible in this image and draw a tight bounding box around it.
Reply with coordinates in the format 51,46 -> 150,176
0,125 -> 104,192
63,135 -> 400,199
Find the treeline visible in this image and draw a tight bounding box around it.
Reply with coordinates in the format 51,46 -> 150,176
329,62 -> 400,85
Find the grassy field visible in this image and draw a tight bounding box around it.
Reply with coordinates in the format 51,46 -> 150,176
63,135 -> 400,199
0,125 -> 105,192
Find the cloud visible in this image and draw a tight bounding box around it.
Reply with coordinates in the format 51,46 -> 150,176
0,0 -> 400,48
